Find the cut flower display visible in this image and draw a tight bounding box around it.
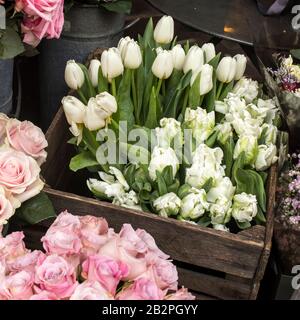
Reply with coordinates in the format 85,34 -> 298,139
0,210 -> 195,300
62,16 -> 280,232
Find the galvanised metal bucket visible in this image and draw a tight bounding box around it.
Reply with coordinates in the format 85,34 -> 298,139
38,4 -> 126,129
0,59 -> 13,115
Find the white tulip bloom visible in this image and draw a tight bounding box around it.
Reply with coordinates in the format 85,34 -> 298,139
255,144 -> 278,171
213,224 -> 230,232
183,45 -> 204,74
171,44 -> 186,70
148,147 -> 179,181
216,57 -> 237,83
232,77 -> 259,103
216,122 -> 232,145
154,15 -> 174,44
88,59 -> 101,87
233,135 -> 258,165
152,50 -> 174,79
87,179 -> 125,199
64,60 -> 85,90
180,188 -> 210,220
209,195 -> 232,225
155,118 -> 183,148
95,91 -> 118,115
232,193 -> 258,223
62,96 -> 85,125
113,190 -> 142,211
153,192 -> 181,217
117,36 -> 132,54
202,43 -> 216,63
186,144 -> 225,189
184,107 -> 215,144
257,98 -> 278,124
234,54 -> 247,81
120,39 -> 142,69
260,123 -> 278,146
229,111 -> 262,137
207,177 -> 236,203
101,48 -> 124,82
199,64 -> 214,95
224,93 -> 247,114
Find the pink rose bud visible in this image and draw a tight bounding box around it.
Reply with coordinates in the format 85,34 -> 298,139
165,287 -> 196,300
116,278 -> 164,300
81,255 -> 129,295
0,232 -> 28,264
70,281 -> 114,300
35,254 -> 78,299
6,119 -> 48,165
7,250 -> 43,273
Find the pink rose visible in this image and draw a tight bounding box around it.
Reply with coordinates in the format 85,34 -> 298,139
81,255 -> 128,295
0,114 -> 9,144
0,270 -> 34,300
70,281 -> 114,300
35,254 -> 78,299
79,215 -> 111,257
0,186 -> 15,226
143,258 -> 178,292
119,224 -> 148,255
20,0 -> 64,47
0,232 -> 27,263
50,210 -> 81,232
116,278 -> 164,300
136,228 -> 169,261
7,250 -> 43,273
0,148 -> 44,203
30,290 -> 58,300
6,119 -> 48,165
165,287 -> 196,300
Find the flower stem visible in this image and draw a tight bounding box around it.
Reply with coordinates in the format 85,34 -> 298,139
111,78 -> 117,98
131,70 -> 138,121
216,82 -> 224,100
179,88 -> 189,119
156,78 -> 163,96
77,88 -> 88,104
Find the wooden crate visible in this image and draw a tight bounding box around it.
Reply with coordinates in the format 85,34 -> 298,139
40,104 -> 277,300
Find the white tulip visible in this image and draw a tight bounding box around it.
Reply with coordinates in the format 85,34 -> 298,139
154,15 -> 174,44
233,135 -> 258,165
229,112 -> 262,137
232,193 -> 258,223
88,59 -> 101,87
257,98 -> 278,124
232,77 -> 259,103
183,45 -> 204,74
62,96 -> 85,125
199,64 -> 213,95
209,195 -> 232,225
84,98 -> 106,131
153,192 -> 181,217
202,43 -> 216,63
260,123 -> 277,145
117,36 -> 132,54
148,146 -> 179,181
186,144 -> 225,189
207,177 -> 236,203
216,57 -> 237,83
120,39 -> 142,69
152,50 -> 174,79
87,179 -> 125,200
101,48 -> 124,82
234,54 -> 247,80
95,91 -> 118,115
171,44 -> 186,70
180,188 -> 209,220
213,224 -> 229,232
255,144 -> 278,171
155,118 -> 183,148
224,93 -> 247,114
113,190 -> 142,211
64,60 -> 85,90
184,107 -> 215,144
216,122 -> 232,145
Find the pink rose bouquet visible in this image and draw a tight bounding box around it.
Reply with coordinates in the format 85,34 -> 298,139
0,113 -> 50,230
0,210 -> 195,300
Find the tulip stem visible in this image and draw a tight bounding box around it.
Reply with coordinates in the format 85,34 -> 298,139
199,95 -> 204,107
131,71 -> 138,120
111,79 -> 117,98
179,88 -> 189,119
216,82 -> 224,100
156,78 -> 163,96
162,80 -> 166,97
77,88 -> 88,105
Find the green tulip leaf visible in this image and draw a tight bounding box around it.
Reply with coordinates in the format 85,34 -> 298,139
69,151 -> 99,172
101,0 -> 132,14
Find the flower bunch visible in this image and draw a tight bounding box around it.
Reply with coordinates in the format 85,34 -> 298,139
277,153 -> 300,225
0,211 -> 195,300
0,113 -> 48,227
62,16 -> 280,232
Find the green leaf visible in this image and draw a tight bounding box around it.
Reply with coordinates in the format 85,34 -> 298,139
78,63 -> 96,98
167,180 -> 180,193
204,70 -> 217,112
259,171 -> 268,185
197,215 -> 211,227
156,171 -> 168,196
205,130 -> 218,148
184,40 -> 190,54
15,192 -> 56,225
136,63 -> 145,123
98,65 -> 109,93
291,49 -> 300,60
208,52 -> 221,69
69,151 -> 99,172
255,205 -> 266,224
144,86 -> 158,129
202,178 -> 213,193
142,18 -> 155,49
67,137 -> 78,145
232,152 -> 246,186
178,184 -> 192,199
221,137 -> 234,177
188,73 -> 200,108
0,27 -> 24,59
219,80 -> 234,100
161,165 -> 174,186
165,69 -> 183,106
83,127 -> 99,156
101,0 -> 132,14
236,220 -> 251,230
